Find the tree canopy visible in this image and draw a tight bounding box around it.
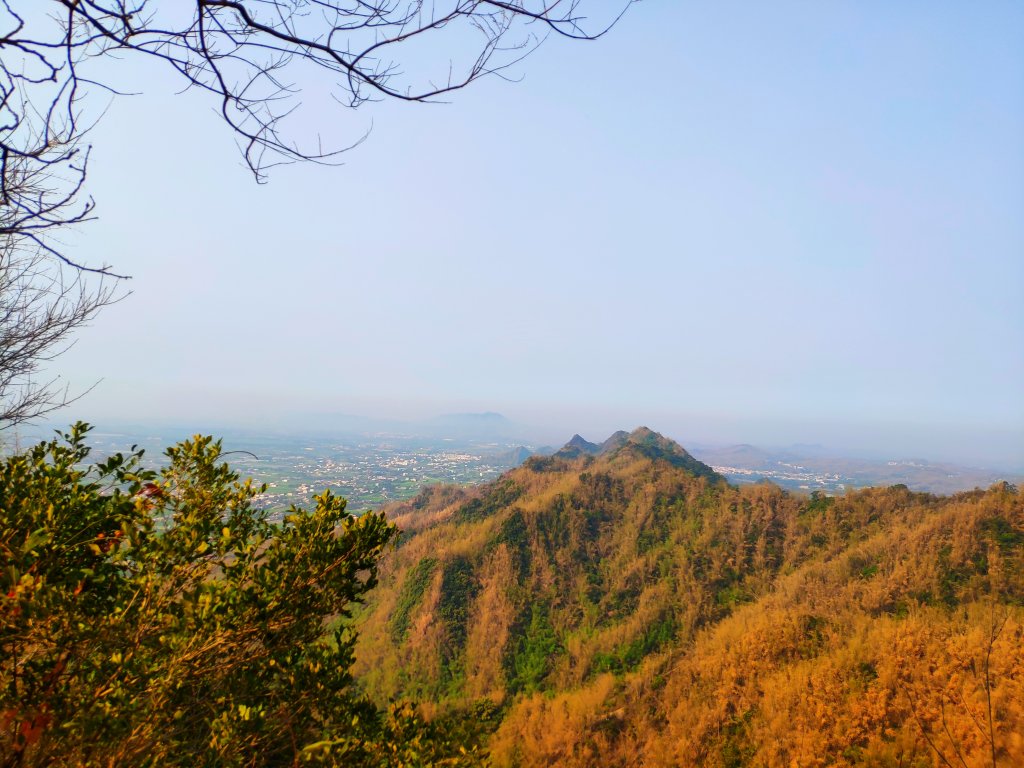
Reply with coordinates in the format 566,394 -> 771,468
0,424 -> 485,766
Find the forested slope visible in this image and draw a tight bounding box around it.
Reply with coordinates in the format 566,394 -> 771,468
354,428 -> 1024,767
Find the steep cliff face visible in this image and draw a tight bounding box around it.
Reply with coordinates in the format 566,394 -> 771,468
353,430 -> 1024,767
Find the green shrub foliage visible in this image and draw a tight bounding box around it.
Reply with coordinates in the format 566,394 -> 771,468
0,424 -> 482,767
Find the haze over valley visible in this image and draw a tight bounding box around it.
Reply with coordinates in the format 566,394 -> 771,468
53,414 -> 1023,518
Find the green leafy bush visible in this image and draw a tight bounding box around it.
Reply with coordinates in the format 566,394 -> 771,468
0,424 -> 482,767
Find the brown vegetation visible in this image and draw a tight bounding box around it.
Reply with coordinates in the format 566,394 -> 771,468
354,429 -> 1024,767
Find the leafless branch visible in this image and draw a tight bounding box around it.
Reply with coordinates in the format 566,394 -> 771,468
0,0 -> 628,425
0,142 -> 119,427
4,1 -> 628,183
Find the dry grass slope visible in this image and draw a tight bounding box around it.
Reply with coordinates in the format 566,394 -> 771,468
354,430 -> 1024,767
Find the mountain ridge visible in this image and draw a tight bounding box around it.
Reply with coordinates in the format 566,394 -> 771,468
353,429 -> 1024,767
547,427 -> 722,483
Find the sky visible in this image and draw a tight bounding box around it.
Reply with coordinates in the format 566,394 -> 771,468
34,1 -> 1024,469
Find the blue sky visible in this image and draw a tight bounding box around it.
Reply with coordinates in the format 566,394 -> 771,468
42,1 -> 1024,468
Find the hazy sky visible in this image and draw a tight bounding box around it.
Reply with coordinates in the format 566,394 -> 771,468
40,2 -> 1024,468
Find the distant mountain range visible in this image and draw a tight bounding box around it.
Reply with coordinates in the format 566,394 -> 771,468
276,410 -> 528,442
689,442 -> 1022,495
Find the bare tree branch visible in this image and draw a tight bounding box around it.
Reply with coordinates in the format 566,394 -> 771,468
0,0 -> 628,426
0,232 -> 117,427
4,1 -> 628,183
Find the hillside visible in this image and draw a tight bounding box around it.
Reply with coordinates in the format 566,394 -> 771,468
353,428 -> 1024,767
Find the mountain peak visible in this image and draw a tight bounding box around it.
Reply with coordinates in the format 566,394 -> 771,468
602,427 -> 721,481
623,426 -> 678,452
600,430 -> 630,453
555,434 -> 602,459
546,428 -> 721,482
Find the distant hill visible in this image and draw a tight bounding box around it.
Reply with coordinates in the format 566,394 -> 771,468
553,434 -> 602,459
354,428 -> 1024,767
433,411 -> 511,428
421,411 -> 522,440
217,410 -> 526,442
497,445 -> 535,466
697,442 -> 778,469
